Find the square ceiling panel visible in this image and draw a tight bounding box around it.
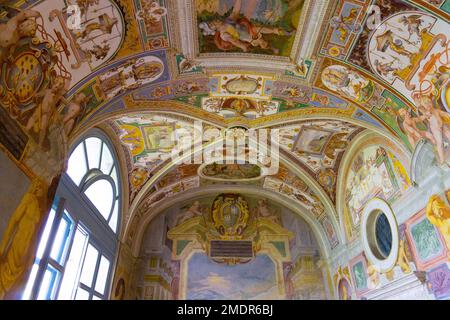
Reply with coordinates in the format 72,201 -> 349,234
195,0 -> 305,57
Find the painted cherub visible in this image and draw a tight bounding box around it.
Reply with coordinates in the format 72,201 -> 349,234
0,9 -> 41,64
26,75 -> 70,146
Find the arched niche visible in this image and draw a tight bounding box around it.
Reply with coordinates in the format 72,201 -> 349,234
133,193 -> 328,300
131,185 -> 334,260
410,139 -> 439,187
336,131 -> 412,243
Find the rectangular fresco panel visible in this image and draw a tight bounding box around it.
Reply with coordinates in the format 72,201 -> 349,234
187,253 -> 280,300
195,0 -> 304,57
427,263 -> 450,299
292,126 -> 333,155
410,218 -> 443,263
142,125 -> 175,151
329,2 -> 362,46
352,261 -> 367,290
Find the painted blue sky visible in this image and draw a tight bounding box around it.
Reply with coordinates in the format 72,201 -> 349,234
187,253 -> 280,300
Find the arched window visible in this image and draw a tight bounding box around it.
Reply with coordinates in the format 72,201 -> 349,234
23,130 -> 122,300
67,136 -> 120,232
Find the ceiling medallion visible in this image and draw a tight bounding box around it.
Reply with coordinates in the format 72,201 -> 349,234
223,75 -> 262,95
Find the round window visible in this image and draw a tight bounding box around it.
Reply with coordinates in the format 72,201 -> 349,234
366,210 -> 393,260
361,199 -> 399,272
375,213 -> 392,258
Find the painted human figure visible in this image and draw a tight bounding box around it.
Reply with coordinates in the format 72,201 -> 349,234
398,108 -> 434,148
374,59 -> 396,77
62,92 -> 92,136
0,179 -> 47,299
26,76 -> 70,146
198,0 -> 288,53
255,199 -> 279,223
76,14 -> 118,40
177,201 -> 203,225
322,66 -> 370,101
0,9 -> 41,64
415,94 -> 450,164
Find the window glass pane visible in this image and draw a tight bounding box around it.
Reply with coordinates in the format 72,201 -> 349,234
79,244 -> 99,287
108,200 -> 119,233
92,295 -> 102,300
58,226 -> 89,300
75,287 -> 89,300
85,137 -> 102,170
22,263 -> 39,300
67,143 -> 87,185
110,166 -> 119,193
375,213 -> 392,258
94,256 -> 110,295
84,180 -> 114,220
37,265 -> 60,300
50,213 -> 73,265
36,209 -> 56,259
100,144 -> 114,174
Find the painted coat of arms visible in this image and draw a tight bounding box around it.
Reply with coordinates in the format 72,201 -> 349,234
211,194 -> 250,238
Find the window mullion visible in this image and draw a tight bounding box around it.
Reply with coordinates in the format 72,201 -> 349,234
47,259 -> 64,273
78,282 -> 91,295
30,199 -> 66,300
108,164 -> 114,177
98,142 -> 104,170
89,249 -> 103,300
83,141 -> 89,171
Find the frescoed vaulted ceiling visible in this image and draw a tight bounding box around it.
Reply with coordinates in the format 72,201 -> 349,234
1,0 -> 449,254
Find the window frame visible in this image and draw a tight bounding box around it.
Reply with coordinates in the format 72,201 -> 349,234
24,129 -> 122,300
66,129 -> 122,235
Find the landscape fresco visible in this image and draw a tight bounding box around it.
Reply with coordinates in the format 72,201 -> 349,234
196,0 -> 304,56
187,253 -> 280,300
